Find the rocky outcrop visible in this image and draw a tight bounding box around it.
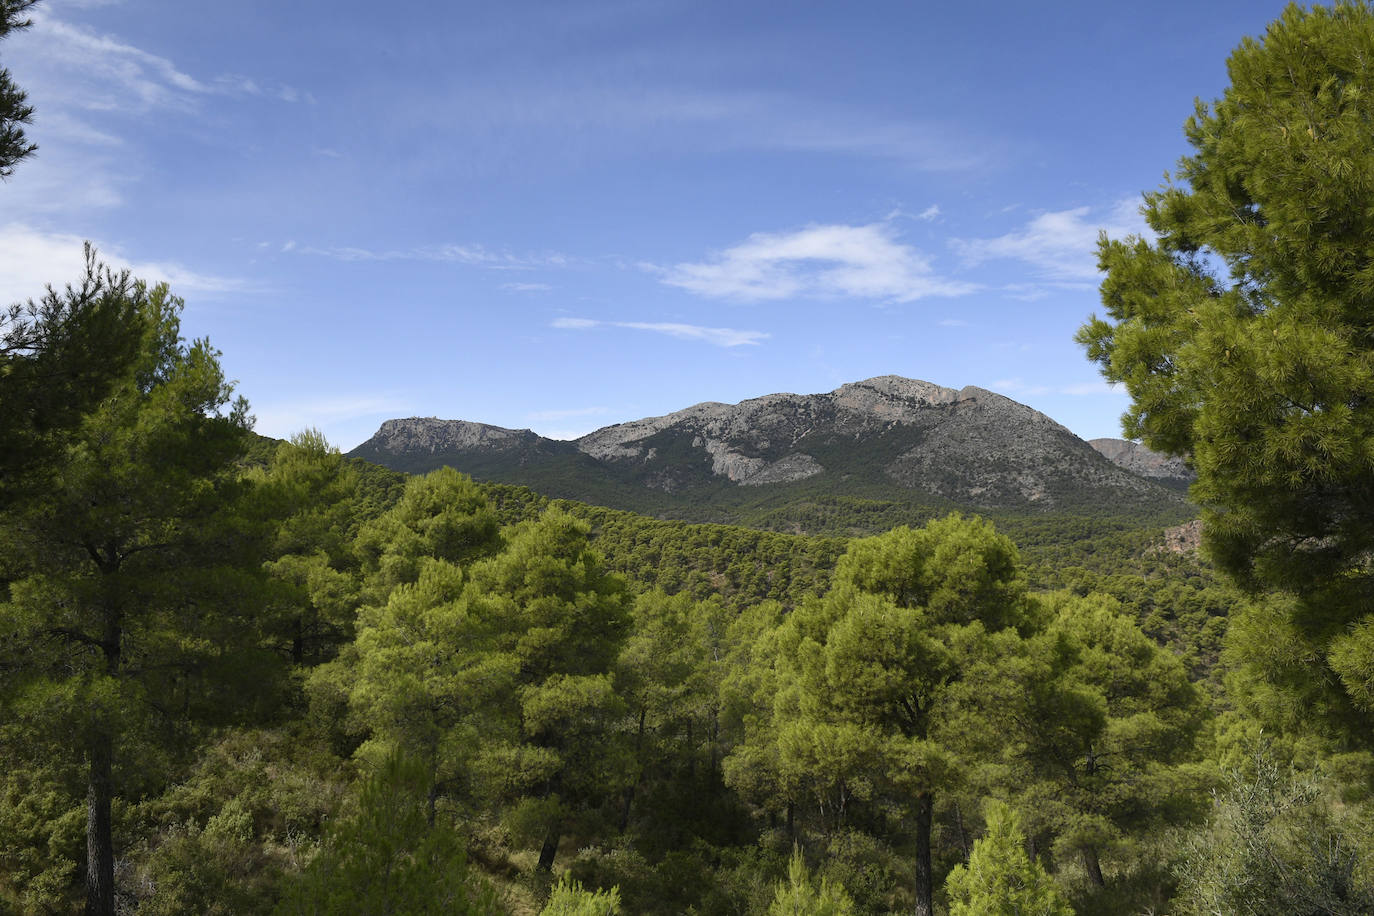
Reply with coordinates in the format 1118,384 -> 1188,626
350,376 -> 1190,514
571,376 -> 1169,507
1158,519 -> 1204,555
1090,438 -> 1195,485
355,418 -> 538,456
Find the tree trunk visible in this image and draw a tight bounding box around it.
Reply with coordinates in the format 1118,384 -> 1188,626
620,706 -> 647,833
291,617 -> 304,666
954,801 -> 970,858
537,830 -> 560,872
85,731 -> 115,916
914,791 -> 934,916
87,604 -> 121,916
1084,844 -> 1105,887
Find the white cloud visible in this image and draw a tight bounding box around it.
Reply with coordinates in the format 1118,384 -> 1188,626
503,282 -> 553,292
938,318 -> 968,327
551,317 -> 599,330
917,204 -> 941,221
0,224 -> 248,306
552,317 -> 767,348
952,199 -> 1147,282
0,147 -> 125,215
34,16 -> 210,111
35,110 -> 124,147
658,223 -> 976,303
299,243 -> 569,271
25,11 -> 305,115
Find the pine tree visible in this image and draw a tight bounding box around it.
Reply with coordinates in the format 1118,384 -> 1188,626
0,270 -> 275,915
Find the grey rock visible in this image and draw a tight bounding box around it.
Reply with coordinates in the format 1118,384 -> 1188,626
1090,438 -> 1195,484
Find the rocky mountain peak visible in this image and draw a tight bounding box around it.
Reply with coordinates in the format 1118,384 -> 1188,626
349,375 -> 1191,517
364,417 -> 536,456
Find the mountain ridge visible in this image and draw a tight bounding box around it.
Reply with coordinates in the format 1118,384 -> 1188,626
349,376 -> 1191,531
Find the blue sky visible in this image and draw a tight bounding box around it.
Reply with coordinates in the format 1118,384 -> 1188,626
3,0 -> 1294,449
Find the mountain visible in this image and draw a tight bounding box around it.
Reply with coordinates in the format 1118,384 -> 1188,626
349,376 -> 1191,533
1089,438 -> 1195,489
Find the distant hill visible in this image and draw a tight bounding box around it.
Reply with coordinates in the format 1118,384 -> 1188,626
1089,438 -> 1195,489
349,376 -> 1192,535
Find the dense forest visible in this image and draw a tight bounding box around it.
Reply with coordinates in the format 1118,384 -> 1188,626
6,2 -> 1374,915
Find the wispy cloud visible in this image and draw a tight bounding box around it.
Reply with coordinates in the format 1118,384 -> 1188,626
552,317 -> 767,348
951,199 -> 1147,283
299,243 -> 569,271
26,11 -> 306,114
406,86 -> 992,173
250,395 -> 411,442
503,281 -> 553,292
657,222 -> 976,303
0,224 -> 249,305
917,205 -> 941,221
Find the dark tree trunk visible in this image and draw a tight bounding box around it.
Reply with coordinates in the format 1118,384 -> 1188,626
954,801 -> 970,858
1084,844 -> 1105,887
87,604 -> 121,916
291,617 -> 304,666
914,791 -> 934,916
537,830 -> 560,872
620,706 -> 647,833
85,731 -> 115,916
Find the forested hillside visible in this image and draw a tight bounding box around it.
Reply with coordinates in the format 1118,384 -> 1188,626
6,3 -> 1374,915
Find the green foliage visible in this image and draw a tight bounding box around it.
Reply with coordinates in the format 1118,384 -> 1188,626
461,509 -> 632,868
549,499 -> 847,609
315,500 -> 632,873
732,514 -> 1032,916
120,725 -> 347,915
276,748 -> 499,916
0,0 -> 38,177
1078,0 -> 1374,747
617,590 -> 750,859
768,849 -> 856,916
0,765 -> 83,913
963,592 -> 1209,894
355,466 -> 502,605
541,874 -> 621,915
0,264 -> 277,912
1172,745 -> 1374,915
253,431 -> 368,666
0,245 -> 150,508
945,801 -> 1073,916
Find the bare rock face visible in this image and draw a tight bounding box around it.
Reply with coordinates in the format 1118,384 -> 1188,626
741,453 -> 824,487
1090,438 -> 1195,485
359,418 -> 537,456
350,376 -> 1191,514
573,376 -> 1165,507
